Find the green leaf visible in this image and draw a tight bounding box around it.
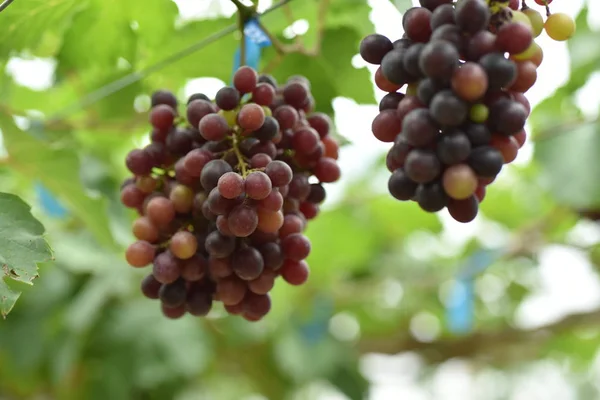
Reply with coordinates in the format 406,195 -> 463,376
0,0 -> 81,60
0,193 -> 53,317
534,121 -> 600,210
0,114 -> 116,248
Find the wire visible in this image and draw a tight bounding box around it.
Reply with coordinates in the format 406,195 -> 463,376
49,0 -> 293,122
0,0 -> 15,13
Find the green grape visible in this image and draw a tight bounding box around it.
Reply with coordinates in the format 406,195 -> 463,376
218,109 -> 238,127
523,8 -> 544,37
511,11 -> 533,31
469,104 -> 489,123
545,13 -> 576,41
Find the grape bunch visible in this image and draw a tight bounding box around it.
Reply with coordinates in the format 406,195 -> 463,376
120,66 -> 341,321
359,0 -> 575,223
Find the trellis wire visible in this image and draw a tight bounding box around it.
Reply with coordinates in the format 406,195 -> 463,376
49,0 -> 293,122
0,0 -> 15,13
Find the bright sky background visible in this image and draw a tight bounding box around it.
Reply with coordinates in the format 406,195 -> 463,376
4,0 -> 600,398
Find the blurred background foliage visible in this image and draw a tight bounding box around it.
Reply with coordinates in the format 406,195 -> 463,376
1,0 -> 600,399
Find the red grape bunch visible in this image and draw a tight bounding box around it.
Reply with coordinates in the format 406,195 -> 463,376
359,0 -> 575,223
120,66 -> 341,321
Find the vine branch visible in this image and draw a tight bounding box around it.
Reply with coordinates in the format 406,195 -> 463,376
358,307 -> 600,364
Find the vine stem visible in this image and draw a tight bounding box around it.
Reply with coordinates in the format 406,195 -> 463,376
231,132 -> 249,177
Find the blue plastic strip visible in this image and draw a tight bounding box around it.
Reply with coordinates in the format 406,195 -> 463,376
231,18 -> 272,78
35,182 -> 68,218
445,249 -> 503,334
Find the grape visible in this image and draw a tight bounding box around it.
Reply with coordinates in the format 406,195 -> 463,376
232,246 -> 264,280
181,254 -> 207,281
249,270 -> 276,295
266,161 -> 293,187
430,90 -> 468,127
243,293 -> 271,320
216,277 -> 247,305
381,49 -> 415,86
145,142 -> 168,166
252,83 -> 276,106
416,78 -> 445,106
257,209 -> 284,233
360,34 -> 394,64
166,127 -> 194,156
464,123 -> 491,147
508,0 -> 519,9
121,184 -> 146,208
215,87 -> 240,110
379,92 -> 405,111
199,114 -> 231,141
254,116 -> 279,141
133,216 -> 159,243
469,104 -> 489,123
205,231 -> 236,258
545,13 -> 576,41
509,61 -> 537,93
186,286 -> 213,316
281,233 -> 311,261
288,174 -> 311,200
283,82 -> 309,109
451,62 -> 488,102
402,108 -> 439,147
150,104 -> 176,131
314,157 -> 341,183
141,274 -> 162,299
187,99 -> 216,128
491,135 -> 519,163
468,146 -> 504,177
238,104 -> 266,131
479,53 -> 517,90
299,202 -> 319,220
437,130 -> 471,165
207,188 -> 241,215
447,196 -> 479,223
307,183 -> 326,204
419,0 -> 452,11
159,278 -> 187,308
151,90 -> 178,109
496,22 -> 533,55
201,159 -> 233,191
466,31 -> 497,61
388,168 -> 418,200
307,113 -> 332,138
187,93 -> 210,104
372,110 -> 403,143
126,241 -> 156,267
431,25 -> 462,51
374,66 -> 402,92
431,4 -> 455,29
404,149 -> 441,183
403,43 -> 425,78
136,176 -> 158,193
258,74 -> 278,87
170,184 -> 194,213
259,242 -> 284,270
442,164 -> 478,200
523,8 -> 544,37
228,204 -> 259,237
455,0 -> 490,34
245,171 -> 272,200
233,66 -> 258,94
403,7 -> 432,43
280,259 -> 309,285
419,40 -> 459,81
274,105 -> 299,130
258,190 -> 284,212
183,148 -> 213,177
279,214 -> 305,239
218,172 -> 244,199
292,127 -> 320,154
170,231 -> 198,260
322,135 -> 339,160
513,130 -> 527,148
415,181 -> 448,212
209,256 -> 233,278
146,197 -> 176,227
126,149 -> 154,176
153,251 -> 181,284
487,99 -> 527,136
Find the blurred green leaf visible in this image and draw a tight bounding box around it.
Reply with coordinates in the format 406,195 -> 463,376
0,114 -> 116,248
0,193 -> 52,317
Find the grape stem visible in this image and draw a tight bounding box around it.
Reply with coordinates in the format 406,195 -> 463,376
231,0 -> 257,66
231,132 -> 249,177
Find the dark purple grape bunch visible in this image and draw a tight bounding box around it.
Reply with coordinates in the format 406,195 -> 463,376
120,66 -> 341,321
359,0 -> 542,223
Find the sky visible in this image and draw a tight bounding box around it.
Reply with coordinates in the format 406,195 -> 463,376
4,0 -> 600,398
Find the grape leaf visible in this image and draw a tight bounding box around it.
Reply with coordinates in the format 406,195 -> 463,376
0,193 -> 53,318
0,113 -> 116,249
